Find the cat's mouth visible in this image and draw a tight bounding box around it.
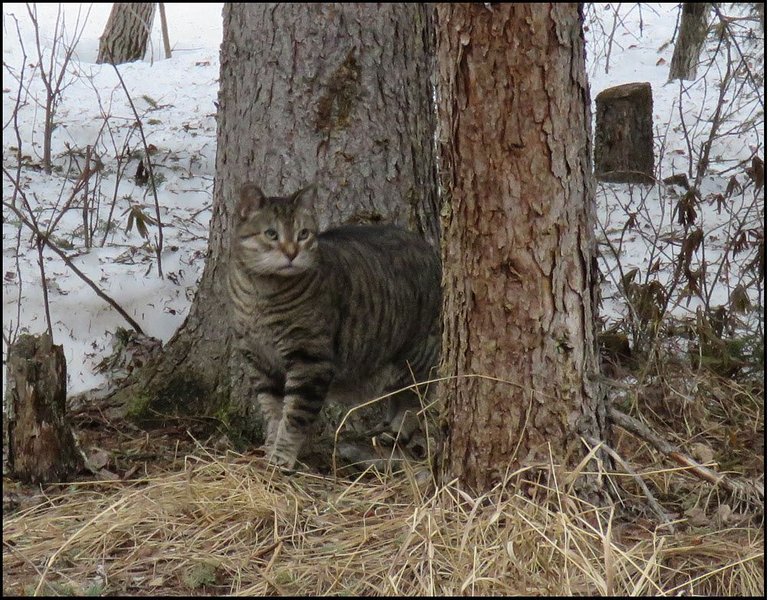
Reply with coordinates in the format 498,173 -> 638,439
275,263 -> 305,275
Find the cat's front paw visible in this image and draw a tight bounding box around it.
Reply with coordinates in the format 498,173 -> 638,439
266,448 -> 297,472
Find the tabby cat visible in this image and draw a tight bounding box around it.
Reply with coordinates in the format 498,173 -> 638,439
228,182 -> 441,470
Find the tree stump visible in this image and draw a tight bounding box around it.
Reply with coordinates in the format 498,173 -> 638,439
4,334 -> 83,483
594,82 -> 655,184
96,3 -> 156,65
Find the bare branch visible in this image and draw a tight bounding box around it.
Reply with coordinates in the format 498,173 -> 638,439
3,169 -> 146,336
109,59 -> 165,278
35,238 -> 54,340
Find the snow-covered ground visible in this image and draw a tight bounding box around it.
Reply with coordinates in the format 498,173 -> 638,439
2,4 -> 764,398
3,3 -> 222,395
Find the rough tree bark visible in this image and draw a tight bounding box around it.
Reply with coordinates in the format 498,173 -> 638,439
5,334 -> 83,483
96,3 -> 156,65
435,4 -> 606,494
109,4 -> 439,447
669,3 -> 711,81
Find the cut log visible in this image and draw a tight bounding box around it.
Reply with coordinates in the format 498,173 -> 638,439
4,334 -> 83,483
594,82 -> 655,184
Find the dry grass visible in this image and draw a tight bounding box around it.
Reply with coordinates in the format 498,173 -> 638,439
3,438 -> 763,596
3,355 -> 764,596
609,358 -> 764,513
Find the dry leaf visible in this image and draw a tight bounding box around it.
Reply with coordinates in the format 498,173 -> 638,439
715,504 -> 733,527
690,442 -> 715,465
685,506 -> 709,527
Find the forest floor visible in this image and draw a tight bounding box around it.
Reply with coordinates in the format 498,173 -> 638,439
3,361 -> 764,595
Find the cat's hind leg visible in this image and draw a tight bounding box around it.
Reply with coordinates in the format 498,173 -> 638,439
375,388 -> 421,446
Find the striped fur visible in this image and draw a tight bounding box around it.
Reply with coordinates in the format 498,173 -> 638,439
228,183 -> 441,469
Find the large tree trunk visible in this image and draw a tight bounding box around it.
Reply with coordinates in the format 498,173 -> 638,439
435,4 -> 606,494
668,3 -> 711,81
109,4 -> 438,447
96,3 -> 156,65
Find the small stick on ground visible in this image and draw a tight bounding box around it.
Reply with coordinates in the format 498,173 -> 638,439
608,407 -> 764,510
586,435 -> 676,531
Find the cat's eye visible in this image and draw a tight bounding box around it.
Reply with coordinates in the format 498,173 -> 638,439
297,228 -> 310,241
264,228 -> 279,241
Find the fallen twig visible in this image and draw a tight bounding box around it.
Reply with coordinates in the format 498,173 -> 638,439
585,435 -> 676,530
608,406 -> 764,510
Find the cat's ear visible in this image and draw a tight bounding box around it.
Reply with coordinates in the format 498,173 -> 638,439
237,183 -> 265,220
291,184 -> 317,211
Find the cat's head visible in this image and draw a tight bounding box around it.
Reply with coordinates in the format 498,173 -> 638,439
233,182 -> 320,276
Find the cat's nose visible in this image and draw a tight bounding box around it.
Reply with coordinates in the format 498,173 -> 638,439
282,243 -> 298,261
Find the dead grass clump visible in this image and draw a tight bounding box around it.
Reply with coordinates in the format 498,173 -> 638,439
609,359 -> 764,520
3,449 -> 763,596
